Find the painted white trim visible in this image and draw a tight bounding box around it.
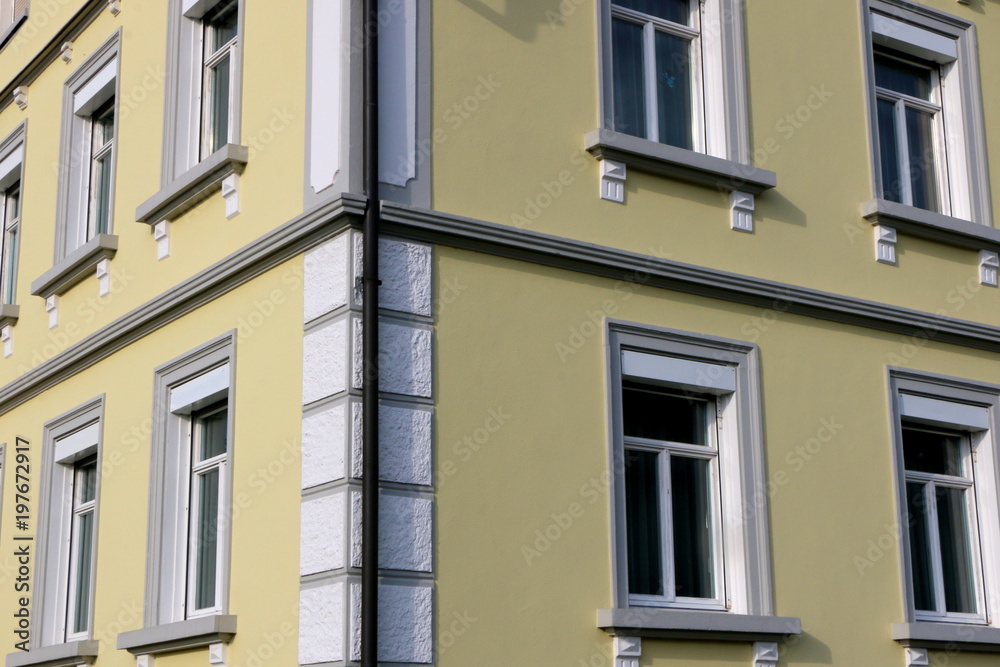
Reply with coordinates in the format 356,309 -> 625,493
871,13 -> 957,62
621,349 -> 736,393
308,0 -> 341,194
72,57 -> 117,114
54,423 -> 100,463
377,0 -> 417,187
170,364 -> 229,413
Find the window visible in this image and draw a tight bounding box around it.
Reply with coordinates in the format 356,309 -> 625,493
163,0 -> 244,182
0,121 -> 24,306
609,322 -> 772,615
55,33 -> 119,260
201,0 -> 238,158
0,0 -> 28,44
602,0 -> 747,161
890,371 -> 1000,629
34,398 -> 103,649
144,334 -> 234,627
865,1 -> 990,223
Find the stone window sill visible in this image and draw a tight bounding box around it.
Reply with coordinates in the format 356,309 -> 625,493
0,304 -> 19,329
5,640 -> 99,667
136,144 -> 248,225
893,622 -> 1000,653
862,199 -> 1000,252
117,615 -> 236,656
584,129 -> 777,195
598,607 -> 801,642
30,234 -> 118,299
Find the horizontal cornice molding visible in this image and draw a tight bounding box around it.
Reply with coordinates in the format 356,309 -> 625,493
379,201 -> 1000,353
0,194 -> 365,417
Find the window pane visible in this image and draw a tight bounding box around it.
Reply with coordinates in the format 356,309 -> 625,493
936,486 -> 977,614
612,18 -> 646,140
625,449 -> 663,596
623,384 -> 708,445
3,226 -> 17,305
654,30 -> 693,150
77,460 -> 97,504
615,0 -> 689,25
671,455 -> 714,599
874,54 -> 932,100
92,154 -> 113,236
905,106 -> 939,212
207,55 -> 231,155
902,428 -> 963,477
906,482 -> 937,612
877,98 -> 902,204
208,1 -> 238,50
95,104 -> 115,145
194,468 -> 220,610
72,511 -> 94,634
199,408 -> 228,461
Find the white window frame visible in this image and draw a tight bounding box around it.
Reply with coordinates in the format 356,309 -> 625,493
599,0 -> 750,162
863,0 -> 991,224
889,370 -> 1000,628
54,32 -> 120,261
145,334 -> 235,627
0,122 -> 25,306
162,0 -> 245,184
33,397 -> 104,649
65,456 -> 97,642
608,321 -> 772,615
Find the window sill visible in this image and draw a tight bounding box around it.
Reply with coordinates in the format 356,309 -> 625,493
0,304 -> 19,328
0,10 -> 29,52
584,129 -> 777,195
136,144 -> 249,225
5,640 -> 99,667
597,608 -> 801,642
117,615 -> 237,656
861,199 -> 1000,253
893,622 -> 1000,653
30,234 -> 118,299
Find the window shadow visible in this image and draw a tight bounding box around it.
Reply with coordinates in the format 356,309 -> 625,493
456,0 -> 570,42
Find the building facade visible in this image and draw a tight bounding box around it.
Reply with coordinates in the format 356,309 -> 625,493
0,1 -> 999,666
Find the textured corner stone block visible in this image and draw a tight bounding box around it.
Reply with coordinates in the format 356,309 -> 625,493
301,403 -> 347,488
299,581 -> 345,664
300,491 -> 345,575
378,238 -> 432,316
302,318 -> 350,405
304,232 -> 350,323
349,583 -> 433,663
380,405 -> 432,485
348,490 -> 432,573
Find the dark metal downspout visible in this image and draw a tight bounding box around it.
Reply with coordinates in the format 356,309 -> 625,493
361,0 -> 380,663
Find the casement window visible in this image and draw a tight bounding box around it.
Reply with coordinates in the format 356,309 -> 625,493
602,0 -> 747,160
609,323 -> 772,615
55,34 -> 119,259
34,398 -> 103,649
890,372 -> 1000,629
163,0 -> 244,181
145,335 -> 235,626
0,123 -> 24,306
0,0 -> 28,45
864,1 -> 990,223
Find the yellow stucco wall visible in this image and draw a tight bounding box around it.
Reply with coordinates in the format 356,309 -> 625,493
431,0 -> 1000,328
0,257 -> 305,666
434,246 -> 1000,666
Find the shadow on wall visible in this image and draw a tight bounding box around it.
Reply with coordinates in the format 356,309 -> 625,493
965,0 -> 1000,13
457,0 -> 570,42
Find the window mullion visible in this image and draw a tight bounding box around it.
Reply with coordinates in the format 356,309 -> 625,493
895,99 -> 913,206
643,21 -> 658,144
660,451 -> 674,602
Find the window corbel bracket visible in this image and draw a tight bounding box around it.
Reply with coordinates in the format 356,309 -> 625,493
613,636 -> 641,667
979,250 -> 998,287
875,224 -> 898,265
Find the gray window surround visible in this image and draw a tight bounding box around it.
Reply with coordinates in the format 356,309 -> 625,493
117,615 -> 237,656
0,8 -> 28,52
53,30 -> 120,264
161,0 -> 245,187
607,321 -> 774,618
887,369 -> 1000,633
144,333 -> 235,628
0,304 -> 17,328
5,640 -> 99,667
585,129 -> 777,195
32,397 -> 104,652
598,608 -> 801,642
135,143 -> 248,225
862,198 -> 1000,254
893,622 -> 1000,653
0,121 -> 25,306
30,234 -> 117,300
862,0 -> 992,227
